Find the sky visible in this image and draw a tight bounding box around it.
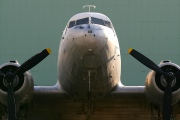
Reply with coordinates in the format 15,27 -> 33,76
0,0 -> 180,86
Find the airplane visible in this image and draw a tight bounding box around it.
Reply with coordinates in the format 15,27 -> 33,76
0,5 -> 180,120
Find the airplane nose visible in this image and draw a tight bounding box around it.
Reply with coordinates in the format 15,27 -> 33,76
70,30 -> 108,53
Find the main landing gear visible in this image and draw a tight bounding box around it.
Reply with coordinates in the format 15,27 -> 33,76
150,105 -> 175,120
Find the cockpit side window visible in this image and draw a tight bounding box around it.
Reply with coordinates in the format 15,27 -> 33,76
104,21 -> 112,28
76,17 -> 89,26
68,21 -> 76,28
91,17 -> 104,26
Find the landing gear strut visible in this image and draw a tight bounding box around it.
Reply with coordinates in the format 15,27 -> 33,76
150,105 -> 175,120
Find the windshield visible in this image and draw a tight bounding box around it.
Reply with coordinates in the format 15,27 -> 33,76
68,17 -> 112,29
76,18 -> 89,26
91,17 -> 104,26
68,17 -> 89,28
91,17 -> 112,28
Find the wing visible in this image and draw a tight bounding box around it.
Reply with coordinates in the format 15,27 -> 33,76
28,86 -> 68,120
24,84 -> 180,120
103,85 -> 150,119
109,85 -> 145,98
27,85 -> 151,120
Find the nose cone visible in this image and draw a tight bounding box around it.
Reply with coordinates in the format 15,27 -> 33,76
68,24 -> 113,54
73,34 -> 107,53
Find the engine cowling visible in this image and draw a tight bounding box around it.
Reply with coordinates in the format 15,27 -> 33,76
0,60 -> 34,108
145,60 -> 180,109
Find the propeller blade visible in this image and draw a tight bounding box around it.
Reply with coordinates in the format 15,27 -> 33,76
162,82 -> 172,120
14,48 -> 51,76
128,48 -> 167,76
7,83 -> 17,120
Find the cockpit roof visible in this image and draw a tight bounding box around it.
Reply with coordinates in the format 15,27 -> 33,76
69,12 -> 111,22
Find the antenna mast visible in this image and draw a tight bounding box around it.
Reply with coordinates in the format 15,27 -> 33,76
83,5 -> 96,12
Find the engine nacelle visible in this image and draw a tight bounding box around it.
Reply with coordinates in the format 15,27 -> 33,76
0,60 -> 34,108
145,60 -> 180,109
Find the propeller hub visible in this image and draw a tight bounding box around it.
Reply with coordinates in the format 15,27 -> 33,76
4,72 -> 14,83
3,72 -> 19,88
3,75 -> 19,88
160,75 -> 176,87
166,72 -> 174,79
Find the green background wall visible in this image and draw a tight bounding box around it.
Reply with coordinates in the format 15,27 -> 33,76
0,0 -> 180,86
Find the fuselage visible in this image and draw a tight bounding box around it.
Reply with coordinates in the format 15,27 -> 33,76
57,12 -> 121,99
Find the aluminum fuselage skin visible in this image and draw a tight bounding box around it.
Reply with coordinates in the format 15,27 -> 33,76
57,12 -> 121,98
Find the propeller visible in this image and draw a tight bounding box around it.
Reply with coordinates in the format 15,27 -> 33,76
1,48 -> 51,120
128,48 -> 180,120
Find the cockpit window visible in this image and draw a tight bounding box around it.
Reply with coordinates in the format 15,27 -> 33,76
76,17 -> 89,26
67,17 -> 113,29
91,17 -> 112,29
104,21 -> 112,28
68,21 -> 75,28
91,17 -> 104,26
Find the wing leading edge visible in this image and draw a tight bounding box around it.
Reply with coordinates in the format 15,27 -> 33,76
27,85 -> 151,120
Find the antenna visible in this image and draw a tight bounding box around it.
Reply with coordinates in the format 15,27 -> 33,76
83,5 -> 96,12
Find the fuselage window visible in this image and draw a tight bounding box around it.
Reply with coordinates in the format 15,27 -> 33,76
68,21 -> 76,28
76,17 -> 89,26
91,17 -> 104,26
104,21 -> 112,28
